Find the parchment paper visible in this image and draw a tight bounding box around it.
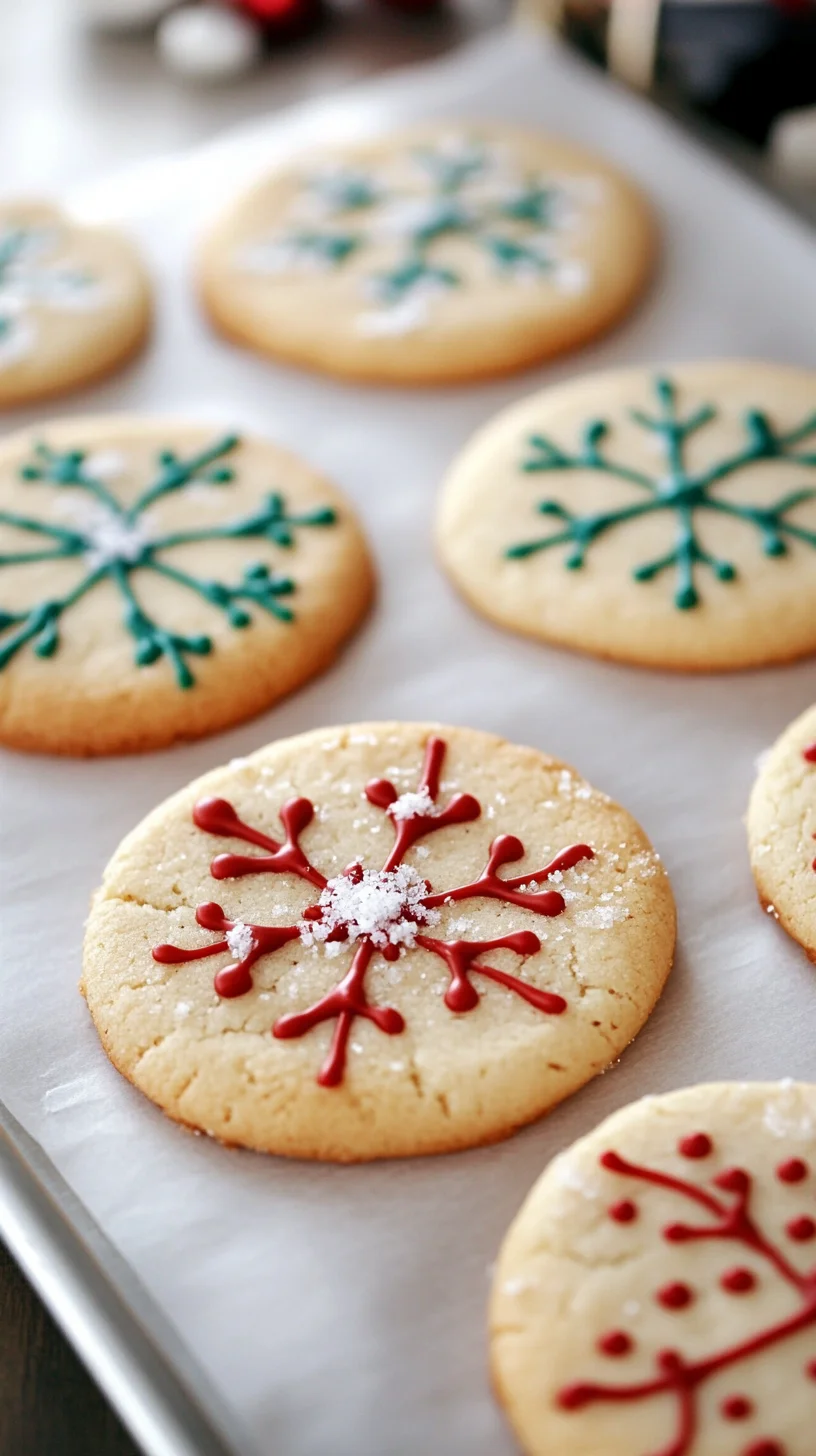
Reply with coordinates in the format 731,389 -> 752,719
2,26 -> 816,1456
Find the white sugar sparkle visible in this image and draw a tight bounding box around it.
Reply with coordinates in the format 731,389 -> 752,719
389,787 -> 440,822
81,508 -> 151,570
574,905 -> 628,930
83,450 -> 125,481
301,864 -> 439,951
226,922 -> 255,961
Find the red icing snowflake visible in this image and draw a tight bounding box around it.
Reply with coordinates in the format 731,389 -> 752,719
558,1134 -> 816,1456
153,736 -> 594,1086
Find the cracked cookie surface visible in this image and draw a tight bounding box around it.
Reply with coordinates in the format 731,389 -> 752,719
491,1080 -> 816,1456
81,721 -> 675,1160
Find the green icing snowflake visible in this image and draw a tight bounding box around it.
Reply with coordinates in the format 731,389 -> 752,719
506,375 -> 816,609
0,434 -> 336,688
240,136 -> 587,321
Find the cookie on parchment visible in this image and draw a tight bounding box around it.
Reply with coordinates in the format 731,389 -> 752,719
197,123 -> 655,385
491,1080 -> 816,1456
0,420 -> 372,755
437,360 -> 816,670
0,202 -> 150,406
748,703 -> 816,960
81,722 -> 675,1160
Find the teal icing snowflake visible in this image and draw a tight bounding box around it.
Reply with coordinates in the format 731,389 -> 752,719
0,224 -> 103,369
0,434 -> 337,688
238,135 -> 591,333
506,375 -> 816,609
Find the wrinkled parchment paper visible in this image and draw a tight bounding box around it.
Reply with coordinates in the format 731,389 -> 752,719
3,26 -> 816,1456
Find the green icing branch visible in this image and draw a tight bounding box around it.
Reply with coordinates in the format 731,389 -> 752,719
506,375 -> 816,609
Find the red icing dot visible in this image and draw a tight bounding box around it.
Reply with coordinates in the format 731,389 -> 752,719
787,1216 -> 816,1242
741,1443 -> 786,1456
657,1281 -> 694,1310
721,1267 -> 757,1294
803,742 -> 816,762
597,1330 -> 633,1357
777,1158 -> 809,1183
678,1132 -> 712,1159
807,1359 -> 816,1381
722,1395 -> 753,1421
609,1199 -> 638,1224
715,1167 -> 750,1195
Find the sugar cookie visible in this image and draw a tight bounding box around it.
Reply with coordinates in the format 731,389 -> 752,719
437,361 -> 816,670
0,419 -> 372,754
197,124 -> 654,384
748,702 -> 816,959
491,1080 -> 816,1456
82,722 -> 675,1159
0,201 -> 150,405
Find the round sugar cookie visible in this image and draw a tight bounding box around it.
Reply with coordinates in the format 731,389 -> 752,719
0,419 -> 372,755
748,703 -> 816,959
0,201 -> 150,406
81,721 -> 675,1161
491,1080 -> 816,1456
437,360 -> 816,671
196,123 -> 655,385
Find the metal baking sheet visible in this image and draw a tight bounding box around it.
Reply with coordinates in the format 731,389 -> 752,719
2,24 -> 816,1456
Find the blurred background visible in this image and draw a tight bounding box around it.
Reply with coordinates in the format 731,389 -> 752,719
5,0 -> 816,213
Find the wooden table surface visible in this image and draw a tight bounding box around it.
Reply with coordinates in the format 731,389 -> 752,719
0,1241 -> 138,1456
0,4 -> 504,1453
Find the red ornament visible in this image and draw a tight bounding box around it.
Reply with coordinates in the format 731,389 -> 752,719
229,0 -> 325,39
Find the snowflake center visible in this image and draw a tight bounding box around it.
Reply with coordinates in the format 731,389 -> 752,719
655,473 -> 703,506
301,862 -> 439,952
81,509 -> 151,569
379,197 -> 473,245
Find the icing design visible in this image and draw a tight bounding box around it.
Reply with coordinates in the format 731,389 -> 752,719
558,1134 -> 816,1456
0,224 -> 107,368
507,375 -> 816,609
236,134 -> 596,335
153,736 -> 595,1085
0,434 -> 336,687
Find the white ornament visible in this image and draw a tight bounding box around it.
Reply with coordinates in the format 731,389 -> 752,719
157,5 -> 262,84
